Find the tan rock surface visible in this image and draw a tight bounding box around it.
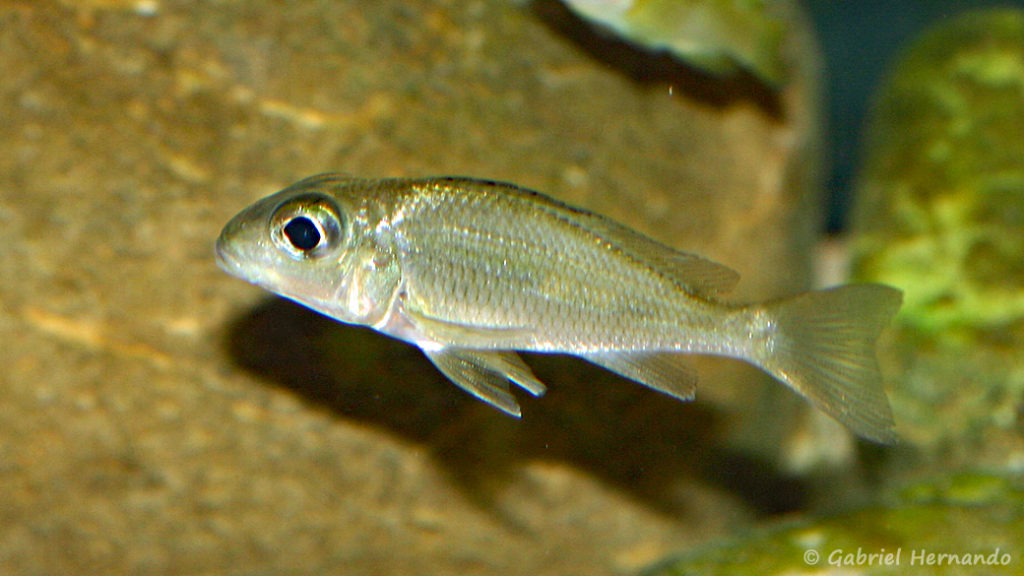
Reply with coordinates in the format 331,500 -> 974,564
0,1 -> 820,574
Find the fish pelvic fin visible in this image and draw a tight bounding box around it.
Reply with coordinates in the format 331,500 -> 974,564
753,284 -> 903,444
424,348 -> 547,417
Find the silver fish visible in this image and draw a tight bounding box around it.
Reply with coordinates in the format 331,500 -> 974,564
216,174 -> 901,443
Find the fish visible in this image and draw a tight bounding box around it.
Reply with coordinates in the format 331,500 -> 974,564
560,0 -> 785,85
216,174 -> 902,443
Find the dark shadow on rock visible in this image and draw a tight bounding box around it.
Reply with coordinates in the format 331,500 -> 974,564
527,0 -> 784,119
700,451 -> 807,517
224,297 -> 470,436
224,297 -> 808,518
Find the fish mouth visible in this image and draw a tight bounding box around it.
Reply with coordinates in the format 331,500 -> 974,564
214,232 -> 245,278
214,229 -> 284,294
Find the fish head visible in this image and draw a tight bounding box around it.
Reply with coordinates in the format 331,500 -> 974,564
216,174 -> 392,324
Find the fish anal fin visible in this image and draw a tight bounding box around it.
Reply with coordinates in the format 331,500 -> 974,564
423,349 -> 547,417
582,352 -> 698,401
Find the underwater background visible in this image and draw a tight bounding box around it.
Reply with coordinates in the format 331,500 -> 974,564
807,0 -> 1024,232
1,1 -> 1022,575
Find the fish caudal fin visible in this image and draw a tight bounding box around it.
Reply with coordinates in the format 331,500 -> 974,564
755,284 -> 902,444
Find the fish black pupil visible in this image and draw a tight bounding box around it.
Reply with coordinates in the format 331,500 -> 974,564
283,217 -> 320,251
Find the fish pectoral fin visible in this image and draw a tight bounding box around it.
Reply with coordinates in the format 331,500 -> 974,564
424,348 -> 547,417
581,352 -> 698,401
403,299 -> 532,349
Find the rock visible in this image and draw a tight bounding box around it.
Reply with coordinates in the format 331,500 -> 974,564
645,471 -> 1024,576
0,0 -> 821,574
850,8 -> 1024,469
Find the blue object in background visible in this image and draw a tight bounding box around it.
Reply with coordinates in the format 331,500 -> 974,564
804,0 -> 1024,233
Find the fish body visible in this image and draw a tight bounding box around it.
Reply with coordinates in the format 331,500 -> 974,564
561,0 -> 785,85
216,174 -> 901,442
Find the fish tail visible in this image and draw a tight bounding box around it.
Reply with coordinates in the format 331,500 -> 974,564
751,284 -> 902,444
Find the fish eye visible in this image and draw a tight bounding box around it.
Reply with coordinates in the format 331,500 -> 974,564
283,216 -> 321,251
270,195 -> 345,260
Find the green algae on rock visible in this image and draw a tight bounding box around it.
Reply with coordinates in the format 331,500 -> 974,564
850,9 -> 1024,461
560,0 -> 787,85
644,472 -> 1024,576
852,9 -> 1024,337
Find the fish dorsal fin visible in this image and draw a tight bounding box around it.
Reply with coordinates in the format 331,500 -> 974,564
424,348 -> 547,417
637,248 -> 740,297
497,182 -> 741,297
569,214 -> 739,297
582,352 -> 698,401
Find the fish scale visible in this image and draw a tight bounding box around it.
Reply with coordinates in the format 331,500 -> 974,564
394,184 -> 692,345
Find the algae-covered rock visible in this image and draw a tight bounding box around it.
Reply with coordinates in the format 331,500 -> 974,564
560,0 -> 787,85
645,472 -> 1024,575
850,9 -> 1024,463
